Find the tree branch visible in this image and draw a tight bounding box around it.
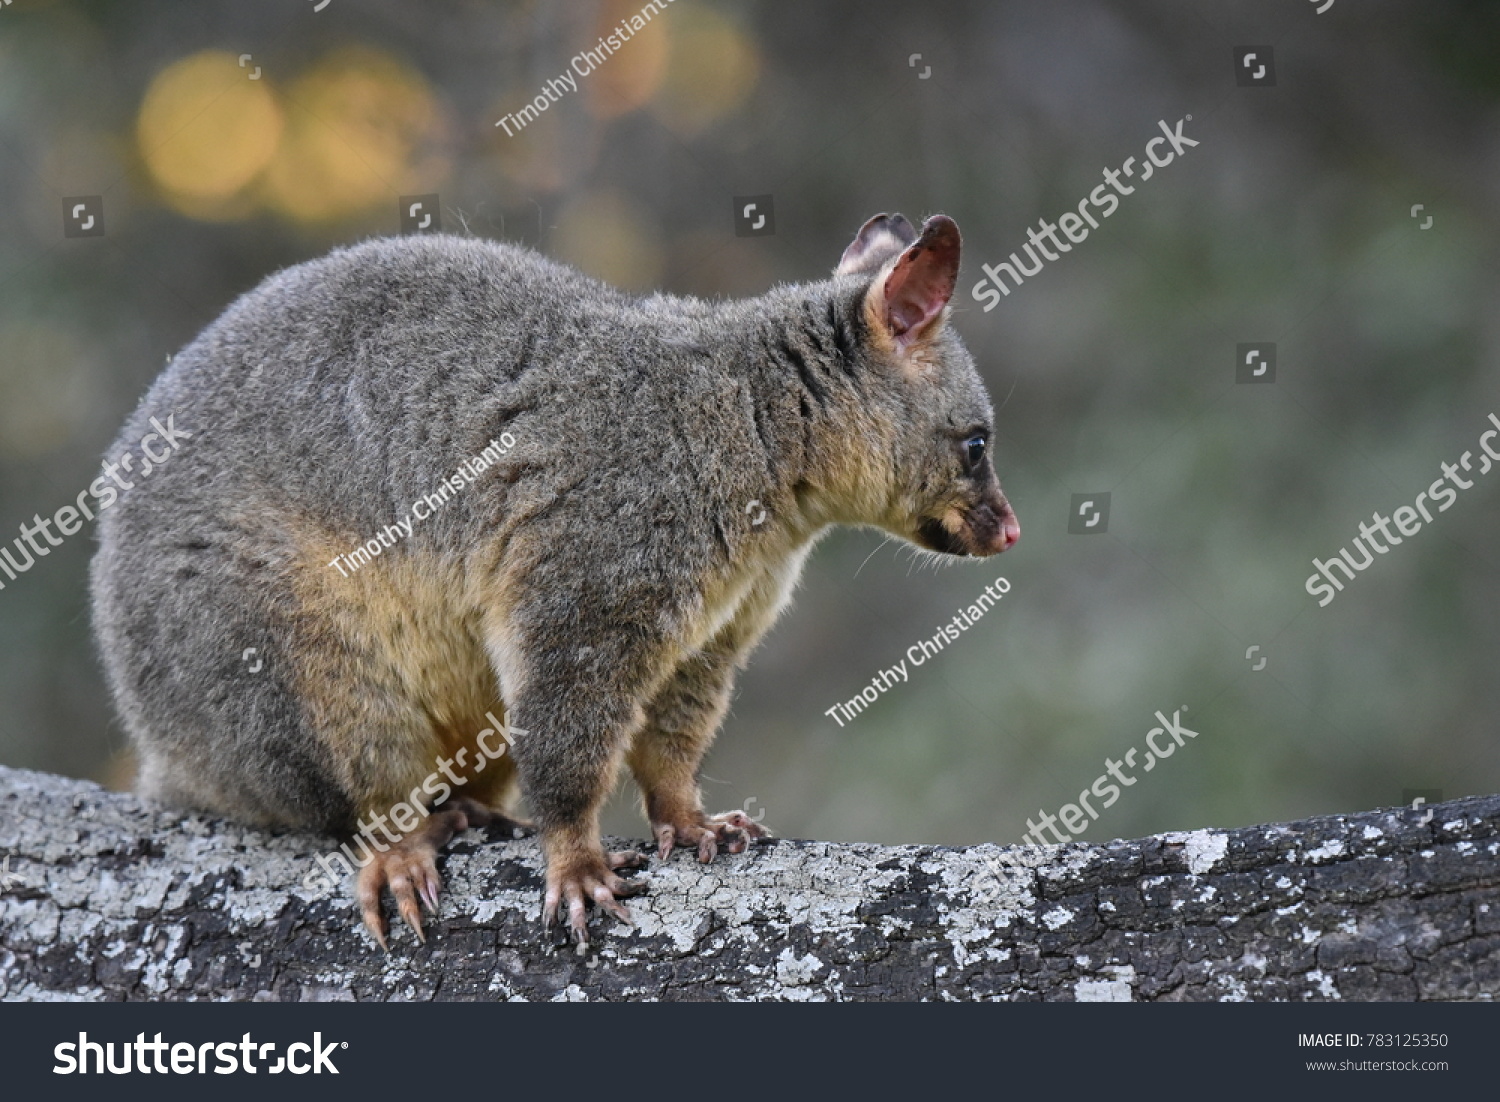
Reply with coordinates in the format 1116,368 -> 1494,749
1,766 -> 1496,1001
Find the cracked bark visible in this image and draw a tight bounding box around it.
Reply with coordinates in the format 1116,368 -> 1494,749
1,765 -> 1497,1001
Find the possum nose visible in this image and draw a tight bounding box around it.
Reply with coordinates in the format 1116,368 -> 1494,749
984,503 -> 1020,551
994,508 -> 1020,552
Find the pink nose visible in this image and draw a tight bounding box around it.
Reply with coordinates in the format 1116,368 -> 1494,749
996,511 -> 1020,552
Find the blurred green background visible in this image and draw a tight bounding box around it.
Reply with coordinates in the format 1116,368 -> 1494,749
0,0 -> 1495,847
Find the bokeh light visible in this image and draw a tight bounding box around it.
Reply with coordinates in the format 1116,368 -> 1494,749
652,6 -> 760,136
582,0 -> 670,120
136,50 -> 282,217
486,94 -> 585,196
551,190 -> 663,291
261,46 -> 451,224
135,46 -> 450,225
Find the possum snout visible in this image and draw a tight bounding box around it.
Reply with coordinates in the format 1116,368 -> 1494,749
916,492 -> 1019,557
970,495 -> 1020,555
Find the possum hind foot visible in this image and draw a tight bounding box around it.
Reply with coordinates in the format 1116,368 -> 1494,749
653,809 -> 771,863
354,797 -> 529,950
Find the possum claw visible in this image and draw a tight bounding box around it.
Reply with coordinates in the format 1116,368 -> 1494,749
356,840 -> 443,949
652,809 -> 770,863
541,853 -> 644,948
654,825 -> 676,861
350,799 -> 520,948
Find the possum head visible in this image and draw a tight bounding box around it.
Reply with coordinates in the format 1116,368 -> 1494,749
832,212 -> 1020,557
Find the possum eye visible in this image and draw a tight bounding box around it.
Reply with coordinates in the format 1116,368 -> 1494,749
963,435 -> 987,469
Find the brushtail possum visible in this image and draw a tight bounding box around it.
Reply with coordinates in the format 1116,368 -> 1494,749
90,212 -> 1020,949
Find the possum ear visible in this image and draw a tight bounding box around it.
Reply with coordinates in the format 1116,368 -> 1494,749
836,213 -> 918,276
869,214 -> 960,351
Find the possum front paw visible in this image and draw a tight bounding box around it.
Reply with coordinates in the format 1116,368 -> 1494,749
541,844 -> 649,952
653,809 -> 771,863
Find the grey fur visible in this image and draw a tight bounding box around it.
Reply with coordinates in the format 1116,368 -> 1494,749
89,214 -> 1018,937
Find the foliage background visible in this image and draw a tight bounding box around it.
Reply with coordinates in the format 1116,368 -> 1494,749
1,0 -> 1495,846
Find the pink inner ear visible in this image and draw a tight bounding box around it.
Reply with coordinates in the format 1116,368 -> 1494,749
883,219 -> 960,345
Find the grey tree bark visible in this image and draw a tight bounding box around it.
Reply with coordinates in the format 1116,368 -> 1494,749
1,765 -> 1496,1001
